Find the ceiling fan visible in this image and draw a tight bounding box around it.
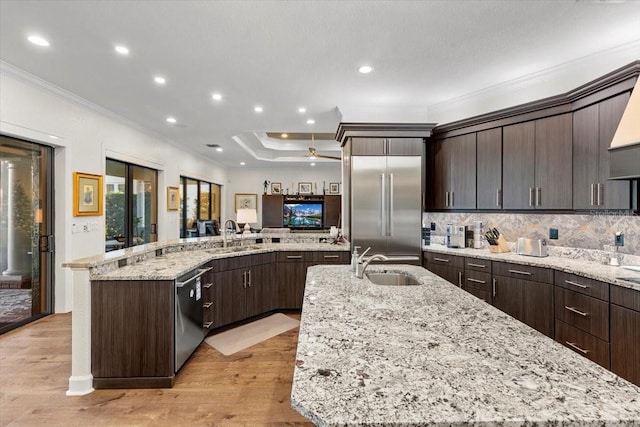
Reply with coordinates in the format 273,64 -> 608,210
307,133 -> 341,161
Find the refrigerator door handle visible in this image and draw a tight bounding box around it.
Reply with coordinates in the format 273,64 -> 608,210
389,173 -> 394,236
380,173 -> 386,237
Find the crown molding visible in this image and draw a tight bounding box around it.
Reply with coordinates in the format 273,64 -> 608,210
335,122 -> 437,145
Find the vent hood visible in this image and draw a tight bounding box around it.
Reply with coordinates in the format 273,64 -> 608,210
609,77 -> 640,180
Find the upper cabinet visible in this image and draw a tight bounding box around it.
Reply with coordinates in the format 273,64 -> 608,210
351,138 -> 423,156
476,128 -> 503,210
503,114 -> 572,210
431,133 -> 476,210
573,92 -> 631,210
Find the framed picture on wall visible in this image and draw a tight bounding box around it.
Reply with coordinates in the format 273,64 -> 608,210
329,182 -> 340,194
298,182 -> 312,195
167,186 -> 179,211
73,172 -> 103,216
235,193 -> 257,211
271,182 -> 282,195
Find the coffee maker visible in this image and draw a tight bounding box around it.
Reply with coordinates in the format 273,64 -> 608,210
447,224 -> 466,248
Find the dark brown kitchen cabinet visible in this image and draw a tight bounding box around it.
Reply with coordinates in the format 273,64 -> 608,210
573,93 -> 630,210
610,285 -> 640,386
424,252 -> 465,287
431,134 -> 476,209
476,128 -> 503,209
262,195 -> 284,227
351,138 -> 422,156
277,251 -> 313,309
324,195 -> 341,228
503,114 -> 572,210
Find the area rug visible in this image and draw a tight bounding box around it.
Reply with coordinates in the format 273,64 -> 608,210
205,313 -> 299,356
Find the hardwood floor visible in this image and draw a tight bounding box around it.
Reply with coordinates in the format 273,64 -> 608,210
0,313 -> 313,426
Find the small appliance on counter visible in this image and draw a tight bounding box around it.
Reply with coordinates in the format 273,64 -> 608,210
446,224 -> 466,248
516,237 -> 548,257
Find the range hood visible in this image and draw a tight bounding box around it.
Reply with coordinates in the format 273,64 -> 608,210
609,77 -> 640,180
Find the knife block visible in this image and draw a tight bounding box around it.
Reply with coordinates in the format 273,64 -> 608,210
488,234 -> 510,253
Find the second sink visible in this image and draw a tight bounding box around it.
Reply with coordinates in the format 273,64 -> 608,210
365,271 -> 421,286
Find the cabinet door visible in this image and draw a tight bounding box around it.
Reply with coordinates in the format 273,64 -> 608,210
599,93 -> 631,209
351,138 -> 386,155
573,104 -> 600,209
215,270 -> 246,326
503,122 -> 535,209
610,304 -> 640,386
522,280 -> 553,338
247,264 -> 276,317
476,128 -> 502,209
262,195 -> 284,227
535,114 -> 573,209
426,264 -> 463,287
277,261 -> 309,309
431,139 -> 449,209
324,195 -> 341,228
492,276 -> 522,321
387,138 -> 423,156
449,133 -> 477,209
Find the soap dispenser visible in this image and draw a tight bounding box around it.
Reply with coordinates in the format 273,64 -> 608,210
351,246 -> 360,272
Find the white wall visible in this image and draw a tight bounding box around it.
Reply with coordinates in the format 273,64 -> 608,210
225,163 -> 342,228
0,69 -> 228,313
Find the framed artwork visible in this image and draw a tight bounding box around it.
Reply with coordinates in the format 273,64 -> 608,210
329,182 -> 340,194
235,193 -> 257,211
73,172 -> 103,216
167,186 -> 179,211
298,182 -> 312,195
271,182 -> 282,195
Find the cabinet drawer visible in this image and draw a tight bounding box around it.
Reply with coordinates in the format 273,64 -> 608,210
426,265 -> 463,287
610,285 -> 640,312
555,320 -> 610,369
425,252 -> 465,269
464,270 -> 492,292
312,251 -> 349,263
465,258 -> 492,273
554,271 -> 609,301
554,287 -> 609,341
463,286 -> 491,303
277,251 -> 312,263
492,261 -> 553,284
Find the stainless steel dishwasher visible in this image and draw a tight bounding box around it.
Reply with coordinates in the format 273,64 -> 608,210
175,267 -> 211,372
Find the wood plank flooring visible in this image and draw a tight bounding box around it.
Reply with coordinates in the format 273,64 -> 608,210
0,313 -> 313,426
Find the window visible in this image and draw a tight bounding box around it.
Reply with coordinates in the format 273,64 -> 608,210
105,159 -> 157,251
180,176 -> 220,237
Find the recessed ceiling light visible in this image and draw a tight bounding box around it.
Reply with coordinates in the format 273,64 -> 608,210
306,119 -> 315,125
216,147 -> 223,152
114,45 -> 130,55
310,162 -> 316,166
358,65 -> 373,74
240,162 -> 246,166
48,135 -> 59,140
212,93 -> 222,101
166,117 -> 177,124
281,133 -> 288,138
154,76 -> 166,85
298,107 -> 307,113
28,35 -> 49,47
254,106 -> 263,113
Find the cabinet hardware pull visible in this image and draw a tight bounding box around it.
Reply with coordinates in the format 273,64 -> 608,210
203,302 -> 213,308
590,183 -> 595,207
467,278 -> 486,284
445,191 -> 449,207
565,306 -> 588,317
433,257 -> 450,263
287,255 -> 302,259
204,321 -> 213,328
450,191 -> 454,207
597,183 -> 604,206
248,270 -> 252,287
323,255 -> 339,259
496,188 -> 501,207
203,283 -> 213,289
243,271 -> 247,288
565,341 -> 589,354
492,278 -> 497,297
565,280 -> 588,289
468,263 -> 486,268
536,187 -> 541,206
529,187 -> 534,206
176,267 -> 213,288
458,271 -> 462,287
508,269 -> 532,276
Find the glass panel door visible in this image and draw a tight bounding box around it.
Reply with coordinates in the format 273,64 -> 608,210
105,160 -> 126,251
0,135 -> 53,333
131,165 -> 157,246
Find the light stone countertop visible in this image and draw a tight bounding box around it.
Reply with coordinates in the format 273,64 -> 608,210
291,264 -> 640,426
423,244 -> 640,292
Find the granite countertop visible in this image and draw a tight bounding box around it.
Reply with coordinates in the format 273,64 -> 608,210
291,264 -> 640,426
91,241 -> 349,281
423,244 -> 640,292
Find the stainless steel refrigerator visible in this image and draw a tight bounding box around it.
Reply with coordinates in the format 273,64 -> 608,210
351,156 -> 422,261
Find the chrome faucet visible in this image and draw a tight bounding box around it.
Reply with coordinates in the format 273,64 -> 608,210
356,254 -> 389,279
222,219 -> 240,247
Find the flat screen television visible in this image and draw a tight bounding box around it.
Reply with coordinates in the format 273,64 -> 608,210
283,202 -> 323,229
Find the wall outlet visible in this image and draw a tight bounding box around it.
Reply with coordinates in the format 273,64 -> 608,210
549,228 -> 558,240
430,222 -> 436,231
615,232 -> 624,246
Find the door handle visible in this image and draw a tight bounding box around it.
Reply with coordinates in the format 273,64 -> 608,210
242,271 -> 247,288
597,183 -> 604,206
458,271 -> 462,287
565,341 -> 589,354
247,270 -> 252,287
529,187 -> 534,207
536,187 -> 541,206
590,183 -> 595,207
450,191 -> 454,207
380,173 -> 386,236
565,306 -> 588,317
467,278 -> 486,284
508,269 -> 532,276
492,278 -> 497,297
445,191 -> 449,207
496,188 -> 501,207
388,173 -> 394,237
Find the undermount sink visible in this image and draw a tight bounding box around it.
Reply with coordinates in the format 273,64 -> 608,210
365,271 -> 422,286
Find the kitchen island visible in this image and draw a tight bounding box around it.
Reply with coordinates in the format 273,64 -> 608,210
291,264 -> 640,426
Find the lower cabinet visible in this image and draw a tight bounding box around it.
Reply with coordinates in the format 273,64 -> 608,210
277,252 -> 313,309
423,252 -> 465,287
610,285 -> 640,386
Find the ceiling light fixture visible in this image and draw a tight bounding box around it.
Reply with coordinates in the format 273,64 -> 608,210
154,76 -> 166,85
216,147 -> 223,152
358,65 -> 373,74
212,93 -> 222,101
240,162 -> 246,166
114,45 -> 130,55
48,135 -> 59,140
310,162 -> 316,166
28,35 -> 50,47
306,119 -> 315,125
166,117 -> 177,124
281,133 -> 288,138
254,106 -> 263,113
298,107 -> 307,113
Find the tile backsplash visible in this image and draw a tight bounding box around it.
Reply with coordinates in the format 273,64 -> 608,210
423,211 -> 639,256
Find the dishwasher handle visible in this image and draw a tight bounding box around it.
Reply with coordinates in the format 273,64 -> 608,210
176,267 -> 212,288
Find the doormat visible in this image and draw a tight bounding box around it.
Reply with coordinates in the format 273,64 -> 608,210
205,313 -> 299,356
